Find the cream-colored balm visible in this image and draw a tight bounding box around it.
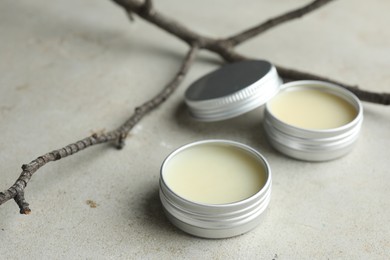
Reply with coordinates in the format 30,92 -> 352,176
269,88 -> 357,130
163,144 -> 266,204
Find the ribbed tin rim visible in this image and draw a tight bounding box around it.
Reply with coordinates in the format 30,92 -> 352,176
264,80 -> 363,161
159,140 -> 272,238
184,60 -> 282,121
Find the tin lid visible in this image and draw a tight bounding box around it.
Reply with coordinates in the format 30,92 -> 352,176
184,60 -> 282,121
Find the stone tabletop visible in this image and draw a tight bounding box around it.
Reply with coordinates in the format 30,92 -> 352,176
1,0 -> 389,259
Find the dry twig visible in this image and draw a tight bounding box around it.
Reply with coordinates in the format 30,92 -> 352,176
111,0 -> 390,104
0,45 -> 198,214
1,0 -> 389,214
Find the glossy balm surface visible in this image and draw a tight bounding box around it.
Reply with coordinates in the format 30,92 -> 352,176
163,144 -> 266,205
269,88 -> 357,130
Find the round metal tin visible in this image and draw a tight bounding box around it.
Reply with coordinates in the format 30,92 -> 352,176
185,60 -> 282,121
159,140 -> 272,239
264,80 -> 363,161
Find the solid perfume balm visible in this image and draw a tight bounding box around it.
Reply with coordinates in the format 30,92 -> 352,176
163,142 -> 266,204
268,88 -> 357,130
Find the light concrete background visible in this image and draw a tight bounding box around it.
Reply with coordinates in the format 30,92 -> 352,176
1,0 -> 389,259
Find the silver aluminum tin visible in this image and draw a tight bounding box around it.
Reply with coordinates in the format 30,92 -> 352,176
264,80 -> 363,161
159,140 -> 272,239
185,60 -> 282,121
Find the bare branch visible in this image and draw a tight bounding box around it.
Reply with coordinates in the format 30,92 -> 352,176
226,0 -> 336,46
110,0 -> 390,105
276,65 -> 390,105
115,44 -> 199,148
2,0 -> 390,215
14,191 -> 30,215
112,0 -> 211,47
0,45 -> 198,213
143,0 -> 153,14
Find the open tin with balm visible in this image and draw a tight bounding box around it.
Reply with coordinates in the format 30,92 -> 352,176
184,60 -> 363,161
264,81 -> 363,161
159,140 -> 271,238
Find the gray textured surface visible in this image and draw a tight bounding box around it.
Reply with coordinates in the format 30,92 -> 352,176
1,0 -> 389,259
